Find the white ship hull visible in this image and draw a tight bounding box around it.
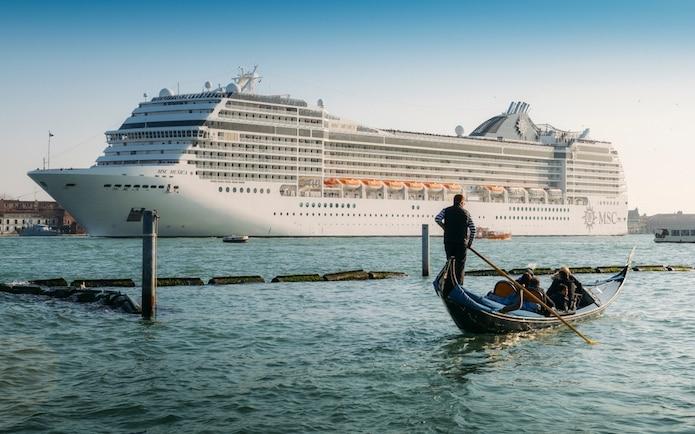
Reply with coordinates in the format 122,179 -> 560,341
29,165 -> 627,237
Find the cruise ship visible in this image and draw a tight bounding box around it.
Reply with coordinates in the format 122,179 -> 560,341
28,68 -> 628,237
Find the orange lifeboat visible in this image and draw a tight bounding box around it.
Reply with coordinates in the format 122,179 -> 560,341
444,183 -> 462,193
484,185 -> 505,194
323,178 -> 342,188
384,180 -> 405,191
426,182 -> 444,192
361,179 -> 385,189
340,178 -> 361,189
406,181 -> 425,191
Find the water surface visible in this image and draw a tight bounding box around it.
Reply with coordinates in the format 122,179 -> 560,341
1,234 -> 693,432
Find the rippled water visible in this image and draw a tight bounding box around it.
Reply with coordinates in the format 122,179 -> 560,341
1,234 -> 694,433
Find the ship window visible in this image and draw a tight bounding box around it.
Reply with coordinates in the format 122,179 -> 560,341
226,187 -> 230,193
672,230 -> 681,236
682,230 -> 690,236
104,184 -> 112,188
158,185 -> 164,189
124,185 -> 131,188
253,188 -> 257,193
266,188 -> 270,194
233,187 -> 237,193
246,188 -> 251,193
115,184 -> 122,187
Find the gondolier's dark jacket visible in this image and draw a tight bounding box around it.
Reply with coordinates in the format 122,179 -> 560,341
435,206 -> 476,244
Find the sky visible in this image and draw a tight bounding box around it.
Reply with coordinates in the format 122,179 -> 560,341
1,0 -> 694,215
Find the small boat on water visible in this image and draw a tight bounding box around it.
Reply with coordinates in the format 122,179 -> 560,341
654,228 -> 695,243
19,224 -> 62,237
476,227 -> 512,240
433,251 -> 632,334
223,235 -> 249,243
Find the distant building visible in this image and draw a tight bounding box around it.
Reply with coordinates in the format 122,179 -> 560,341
647,211 -> 695,234
627,208 -> 648,234
0,199 -> 86,234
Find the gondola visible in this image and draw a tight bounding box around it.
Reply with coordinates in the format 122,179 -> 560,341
433,251 -> 632,334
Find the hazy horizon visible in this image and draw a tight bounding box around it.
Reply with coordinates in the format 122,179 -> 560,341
1,0 -> 694,215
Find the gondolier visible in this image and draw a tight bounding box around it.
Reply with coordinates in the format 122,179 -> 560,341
435,194 -> 476,288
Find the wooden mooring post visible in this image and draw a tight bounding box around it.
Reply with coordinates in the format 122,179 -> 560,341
140,210 -> 158,320
422,224 -> 430,277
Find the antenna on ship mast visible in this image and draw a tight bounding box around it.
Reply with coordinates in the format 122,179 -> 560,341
233,66 -> 262,94
47,131 -> 54,170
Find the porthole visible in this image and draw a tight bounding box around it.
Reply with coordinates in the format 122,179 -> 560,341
300,203 -> 303,207
246,188 -> 251,193
218,187 -> 223,192
226,187 -> 230,193
253,188 -> 257,193
233,187 -> 237,192
266,188 -> 270,193
312,203 -> 316,208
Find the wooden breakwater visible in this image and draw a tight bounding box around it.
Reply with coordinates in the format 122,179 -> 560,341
0,269 -> 408,315
0,283 -> 141,314
466,264 -> 693,276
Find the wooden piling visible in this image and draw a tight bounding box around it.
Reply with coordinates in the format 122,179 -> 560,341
141,210 -> 158,320
422,224 -> 430,277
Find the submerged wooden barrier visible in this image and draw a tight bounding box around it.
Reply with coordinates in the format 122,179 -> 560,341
272,274 -> 323,283
272,269 -> 408,283
323,270 -> 370,281
70,279 -> 136,288
467,264 -> 693,276
30,278 -> 68,287
368,271 -> 408,280
0,284 -> 141,314
156,277 -> 205,287
208,275 -> 265,285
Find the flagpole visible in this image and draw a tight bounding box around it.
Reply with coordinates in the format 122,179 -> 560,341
47,131 -> 52,169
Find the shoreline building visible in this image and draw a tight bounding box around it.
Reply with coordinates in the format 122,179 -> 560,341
27,68 -> 628,237
647,211 -> 695,234
627,208 -> 648,234
0,199 -> 85,234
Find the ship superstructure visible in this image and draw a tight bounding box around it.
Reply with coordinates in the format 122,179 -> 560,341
29,68 -> 628,236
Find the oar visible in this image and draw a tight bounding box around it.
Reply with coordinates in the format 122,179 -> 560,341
467,245 -> 598,346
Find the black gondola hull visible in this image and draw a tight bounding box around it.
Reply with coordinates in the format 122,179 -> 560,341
434,255 -> 631,335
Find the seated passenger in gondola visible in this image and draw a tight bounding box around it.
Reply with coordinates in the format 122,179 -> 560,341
547,267 -> 590,311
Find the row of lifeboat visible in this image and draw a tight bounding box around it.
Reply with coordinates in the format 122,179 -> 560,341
483,185 -> 563,197
323,178 -> 461,193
